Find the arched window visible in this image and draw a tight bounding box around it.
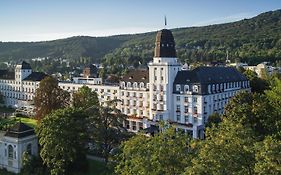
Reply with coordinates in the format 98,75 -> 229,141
176,84 -> 181,91
140,82 -> 144,89
133,82 -> 138,89
27,144 -> 32,155
8,145 -> 13,159
127,82 -> 131,88
193,85 -> 199,93
184,85 -> 189,92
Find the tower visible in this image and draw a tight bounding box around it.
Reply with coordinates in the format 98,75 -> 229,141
148,29 -> 181,122
15,61 -> 32,82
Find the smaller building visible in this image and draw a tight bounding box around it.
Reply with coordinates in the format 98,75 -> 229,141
0,122 -> 38,174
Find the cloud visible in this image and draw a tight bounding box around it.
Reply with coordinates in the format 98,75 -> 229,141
191,12 -> 257,27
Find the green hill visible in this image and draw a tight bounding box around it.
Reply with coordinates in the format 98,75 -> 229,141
1,9 -> 281,73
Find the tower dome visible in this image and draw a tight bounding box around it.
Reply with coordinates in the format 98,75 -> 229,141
154,29 -> 176,58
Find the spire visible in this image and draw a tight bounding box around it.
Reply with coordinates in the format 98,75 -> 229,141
164,15 -> 167,28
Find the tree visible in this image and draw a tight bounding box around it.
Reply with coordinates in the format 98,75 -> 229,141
205,112 -> 222,128
243,69 -> 269,93
87,100 -> 128,164
36,108 -> 89,175
224,91 -> 275,138
72,85 -> 99,109
21,152 -> 49,175
254,136 -> 281,175
115,128 -> 193,175
265,78 -> 281,138
34,76 -> 70,120
185,119 -> 256,175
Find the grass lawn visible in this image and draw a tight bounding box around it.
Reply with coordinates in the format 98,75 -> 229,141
0,116 -> 37,130
15,117 -> 37,128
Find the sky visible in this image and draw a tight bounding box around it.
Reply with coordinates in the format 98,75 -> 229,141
0,0 -> 281,42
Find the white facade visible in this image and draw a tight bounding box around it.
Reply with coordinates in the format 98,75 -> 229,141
0,30 -> 251,139
0,62 -> 42,109
72,77 -> 102,85
148,57 -> 181,122
0,123 -> 38,174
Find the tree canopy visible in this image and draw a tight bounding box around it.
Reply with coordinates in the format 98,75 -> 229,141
115,128 -> 193,175
36,108 -> 89,175
72,85 -> 99,110
34,76 -> 70,120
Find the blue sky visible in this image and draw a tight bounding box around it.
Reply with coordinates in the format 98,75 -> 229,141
0,0 -> 281,41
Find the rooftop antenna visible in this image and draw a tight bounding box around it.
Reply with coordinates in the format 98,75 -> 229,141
164,15 -> 167,28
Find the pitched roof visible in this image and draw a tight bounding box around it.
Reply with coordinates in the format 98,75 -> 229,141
174,67 -> 247,85
154,29 -> 176,58
20,61 -> 32,69
4,122 -> 35,138
121,69 -> 149,83
23,72 -> 47,81
0,70 -> 15,80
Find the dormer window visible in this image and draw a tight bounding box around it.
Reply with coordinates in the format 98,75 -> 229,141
176,84 -> 181,91
184,85 -> 189,92
140,82 -> 144,89
127,82 -> 131,88
193,85 -> 198,93
133,82 -> 138,88
121,82 -> 125,88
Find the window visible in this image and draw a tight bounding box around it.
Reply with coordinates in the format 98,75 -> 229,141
176,105 -> 180,112
133,82 -> 138,88
176,115 -> 181,122
194,106 -> 198,114
184,97 -> 188,103
184,85 -> 189,92
193,85 -> 198,92
160,85 -> 164,91
125,120 -> 130,129
193,97 -> 197,103
132,121 -> 137,130
176,84 -> 181,91
8,145 -> 13,159
185,116 -> 189,123
176,96 -> 180,101
159,115 -> 163,120
139,122 -> 143,130
184,106 -> 188,113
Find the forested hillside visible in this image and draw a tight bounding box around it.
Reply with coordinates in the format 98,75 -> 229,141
1,9 -> 281,73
